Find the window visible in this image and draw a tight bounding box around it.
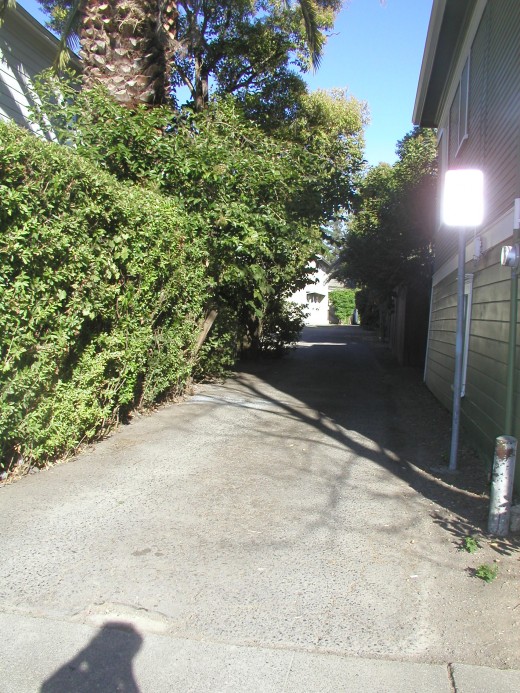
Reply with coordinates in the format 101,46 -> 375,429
436,129 -> 446,227
450,54 -> 470,158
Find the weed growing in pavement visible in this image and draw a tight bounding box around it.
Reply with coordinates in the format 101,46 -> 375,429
461,535 -> 481,553
475,564 -> 498,583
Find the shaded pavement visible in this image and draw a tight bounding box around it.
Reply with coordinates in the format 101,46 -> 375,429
1,326 -> 519,692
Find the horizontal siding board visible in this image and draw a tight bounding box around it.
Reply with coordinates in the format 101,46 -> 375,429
466,365 -> 508,404
467,351 -> 508,385
431,319 -> 457,334
471,300 -> 511,322
470,319 -> 509,342
425,370 -> 453,412
0,8 -> 65,131
473,282 -> 512,304
468,335 -> 509,365
463,385 -> 505,433
429,339 -> 455,359
473,264 -> 512,288
425,2 -> 520,490
461,398 -> 499,461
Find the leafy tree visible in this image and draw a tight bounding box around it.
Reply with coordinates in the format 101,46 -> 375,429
241,86 -> 369,223
4,0 -> 338,109
30,74 -> 327,347
170,0 -> 340,111
334,127 -> 437,324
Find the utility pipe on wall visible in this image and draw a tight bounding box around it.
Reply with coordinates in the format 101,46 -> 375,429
448,229 -> 466,472
504,205 -> 519,435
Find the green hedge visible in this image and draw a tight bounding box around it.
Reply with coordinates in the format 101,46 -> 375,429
328,288 -> 356,324
0,122 -> 211,469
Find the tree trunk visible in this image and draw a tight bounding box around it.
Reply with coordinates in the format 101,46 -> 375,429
193,307 -> 218,356
194,55 -> 209,112
78,0 -> 176,107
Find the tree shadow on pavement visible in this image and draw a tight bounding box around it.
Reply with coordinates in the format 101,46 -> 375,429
233,325 -> 520,555
40,622 -> 142,693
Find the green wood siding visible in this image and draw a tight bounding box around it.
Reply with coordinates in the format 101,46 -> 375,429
434,1 -> 520,272
424,1 -> 520,490
426,244 -> 520,485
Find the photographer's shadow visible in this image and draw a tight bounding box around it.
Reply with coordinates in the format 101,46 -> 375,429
41,621 -> 142,693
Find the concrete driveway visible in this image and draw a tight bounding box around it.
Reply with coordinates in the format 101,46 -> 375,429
1,326 -> 519,692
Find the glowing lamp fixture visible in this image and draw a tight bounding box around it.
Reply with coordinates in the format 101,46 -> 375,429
442,169 -> 484,227
440,168 -> 484,473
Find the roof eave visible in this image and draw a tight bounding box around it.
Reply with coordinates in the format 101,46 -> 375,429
413,0 -> 474,128
8,4 -> 81,71
413,0 -> 447,127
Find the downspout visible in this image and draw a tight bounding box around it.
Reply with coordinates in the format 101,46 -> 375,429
504,218 -> 519,436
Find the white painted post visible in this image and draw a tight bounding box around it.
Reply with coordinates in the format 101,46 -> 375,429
488,436 -> 517,536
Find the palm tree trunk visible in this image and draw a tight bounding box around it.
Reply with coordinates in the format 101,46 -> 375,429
79,0 -> 175,107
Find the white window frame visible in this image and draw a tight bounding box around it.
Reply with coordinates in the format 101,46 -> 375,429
436,128 -> 447,228
455,54 -> 470,156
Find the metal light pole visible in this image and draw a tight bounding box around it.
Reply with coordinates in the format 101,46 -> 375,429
441,170 -> 484,472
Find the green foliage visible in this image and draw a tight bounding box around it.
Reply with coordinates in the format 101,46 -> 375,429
30,77 -> 325,318
0,121 -> 210,469
328,289 -> 356,324
246,87 -> 368,220
335,127 -> 437,325
169,0 -> 341,108
37,0 -> 340,109
461,536 -> 481,553
475,564 -> 498,583
260,300 -> 307,356
5,56 -> 367,472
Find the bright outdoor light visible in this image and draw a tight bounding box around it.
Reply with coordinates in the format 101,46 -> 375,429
442,169 -> 484,227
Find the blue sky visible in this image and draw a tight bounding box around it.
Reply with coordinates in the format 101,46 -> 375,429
19,0 -> 433,166
303,0 -> 433,165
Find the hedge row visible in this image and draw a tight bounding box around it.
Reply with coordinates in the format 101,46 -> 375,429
0,121 -> 212,469
328,288 -> 356,324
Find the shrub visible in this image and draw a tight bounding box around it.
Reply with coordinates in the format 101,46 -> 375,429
329,288 -> 356,324
0,121 -> 211,469
259,300 -> 307,356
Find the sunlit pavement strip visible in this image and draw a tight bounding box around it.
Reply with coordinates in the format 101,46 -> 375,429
188,394 -> 280,410
4,612 -> 520,693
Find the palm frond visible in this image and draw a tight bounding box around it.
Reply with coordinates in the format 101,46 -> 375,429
283,0 -> 324,70
53,0 -> 84,71
0,0 -> 17,26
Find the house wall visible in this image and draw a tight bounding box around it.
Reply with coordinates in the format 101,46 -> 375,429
0,5 -> 65,136
424,0 -> 520,480
428,241 -> 520,458
290,263 -> 330,326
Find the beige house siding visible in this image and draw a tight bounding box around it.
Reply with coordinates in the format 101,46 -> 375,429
0,5 -> 78,135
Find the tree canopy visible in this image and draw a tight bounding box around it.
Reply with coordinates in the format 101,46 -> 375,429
30,0 -> 341,109
333,127 -> 438,322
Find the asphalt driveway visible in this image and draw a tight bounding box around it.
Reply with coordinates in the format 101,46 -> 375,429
1,326 -> 519,692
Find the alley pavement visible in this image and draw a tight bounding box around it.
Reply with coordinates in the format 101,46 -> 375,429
1,326 -> 519,692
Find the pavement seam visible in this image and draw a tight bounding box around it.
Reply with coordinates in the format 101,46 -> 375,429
447,663 -> 457,692
281,650 -> 296,692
